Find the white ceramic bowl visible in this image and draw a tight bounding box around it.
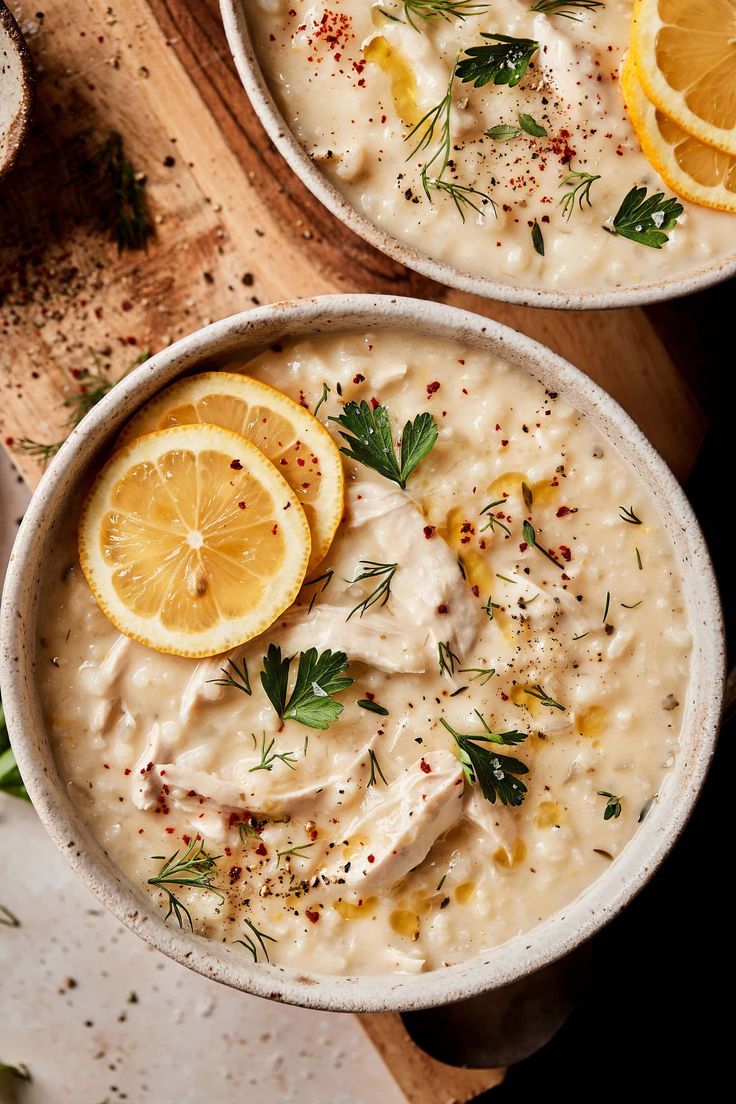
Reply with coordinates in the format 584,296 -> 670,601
0,295 -> 724,1012
219,0 -> 736,310
0,1 -> 33,180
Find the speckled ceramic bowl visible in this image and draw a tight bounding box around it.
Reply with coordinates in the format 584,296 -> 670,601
219,0 -> 736,310
0,296 -> 724,1012
0,2 -> 33,180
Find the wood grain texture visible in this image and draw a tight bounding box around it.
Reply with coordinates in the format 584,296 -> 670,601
359,1013 -> 504,1104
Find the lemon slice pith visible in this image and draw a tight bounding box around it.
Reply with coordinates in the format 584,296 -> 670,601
622,53 -> 736,213
117,372 -> 344,573
79,424 -> 311,658
631,0 -> 736,156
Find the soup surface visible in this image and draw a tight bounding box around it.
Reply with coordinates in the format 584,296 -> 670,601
244,0 -> 735,292
41,330 -> 690,975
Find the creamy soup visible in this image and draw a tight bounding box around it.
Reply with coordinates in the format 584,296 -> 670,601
41,331 -> 690,976
245,1 -> 735,292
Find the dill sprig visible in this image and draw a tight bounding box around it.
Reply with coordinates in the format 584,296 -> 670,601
276,841 -> 316,867
524,683 -> 565,711
602,590 -> 611,623
303,567 -> 334,613
458,666 -> 495,685
208,657 -> 251,695
457,34 -> 539,88
367,748 -> 388,786
405,62 -> 495,221
619,505 -> 642,525
530,0 -> 604,21
331,401 -> 438,487
147,839 -> 224,930
560,167 -> 601,220
440,712 -> 529,806
481,596 -> 501,620
438,640 -> 461,677
385,0 -> 490,30
235,918 -> 277,963
480,499 -> 511,536
260,644 -> 353,730
85,131 -> 154,253
313,383 -> 331,417
605,185 -> 683,249
598,791 -> 622,820
12,437 -> 63,463
249,731 -> 298,773
522,520 -> 564,570
347,561 -> 397,620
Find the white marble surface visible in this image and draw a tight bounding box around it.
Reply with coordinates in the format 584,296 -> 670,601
0,451 -> 403,1104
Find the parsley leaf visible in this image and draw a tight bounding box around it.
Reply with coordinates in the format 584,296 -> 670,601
260,645 -> 353,730
457,34 -> 539,88
330,401 -> 438,488
606,185 -> 683,249
519,113 -> 547,137
440,713 -> 529,806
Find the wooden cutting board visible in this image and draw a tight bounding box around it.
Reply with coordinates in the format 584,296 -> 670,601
0,1 -> 712,1100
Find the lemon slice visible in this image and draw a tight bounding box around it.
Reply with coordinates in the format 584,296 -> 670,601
118,372 -> 343,572
631,0 -> 736,155
622,54 -> 736,213
79,425 -> 311,657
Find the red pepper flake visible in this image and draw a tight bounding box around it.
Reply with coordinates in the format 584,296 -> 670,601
228,866 -> 242,884
296,457 -> 305,467
255,842 -> 268,856
3,436 -> 13,447
370,396 -> 380,409
420,759 -> 431,774
230,458 -> 243,470
306,909 -> 320,923
182,834 -> 191,845
367,853 -> 376,863
426,381 -> 440,395
501,439 -> 509,446
559,545 -> 572,562
556,506 -> 572,517
309,828 -> 319,841
437,603 -> 448,614
238,501 -> 246,509
271,523 -> 279,535
423,525 -> 436,539
121,299 -> 133,312
471,584 -> 480,597
519,541 -> 528,552
501,692 -> 509,701
124,768 -> 131,776
165,827 -> 175,834
353,373 -> 365,383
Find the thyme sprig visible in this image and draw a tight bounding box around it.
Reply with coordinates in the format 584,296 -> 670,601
530,0 -> 604,20
441,713 -> 529,806
522,520 -> 564,570
249,731 -> 298,773
331,401 -> 438,487
619,505 -> 642,525
524,683 -> 565,711
208,657 -> 251,696
276,841 -> 316,867
560,167 -> 601,219
457,34 -> 539,88
368,748 -> 388,786
260,645 -> 353,730
598,791 -> 622,820
347,561 -> 397,620
235,918 -> 277,963
605,185 -> 683,248
147,839 -> 224,930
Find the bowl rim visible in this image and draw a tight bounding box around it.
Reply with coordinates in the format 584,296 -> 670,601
218,0 -> 736,311
0,293 -> 724,1013
0,0 -> 34,181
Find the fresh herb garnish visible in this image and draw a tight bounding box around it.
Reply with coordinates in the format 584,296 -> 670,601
276,841 -> 316,867
481,596 -> 501,620
86,130 -> 154,253
303,568 -> 334,613
238,820 -> 261,845
207,657 -> 251,695
313,383 -> 331,417
457,34 -> 539,88
458,666 -> 495,685
441,713 -> 529,806
522,520 -> 564,569
560,167 -> 601,219
486,123 -> 522,141
368,748 -> 388,786
390,0 -> 490,30
636,547 -> 643,571
524,683 -> 565,711
0,905 -> 20,927
573,631 -> 590,641
598,791 -> 622,820
331,401 -> 438,488
358,699 -> 390,716
621,600 -> 642,609
480,499 -> 511,536
519,113 -> 547,137
531,219 -> 545,255
13,438 -> 63,463
0,699 -> 29,801
235,918 -> 277,963
619,505 -> 642,525
605,186 -> 683,249
436,873 -> 447,892
260,645 -> 353,730
347,561 -> 397,620
147,839 -> 224,931
438,640 -> 461,677
602,590 -> 611,622
405,63 -> 495,220
0,1060 -> 31,1082
249,731 -> 298,773
530,0 -> 604,20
